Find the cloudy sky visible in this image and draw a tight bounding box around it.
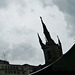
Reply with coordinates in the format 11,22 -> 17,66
0,0 -> 74,66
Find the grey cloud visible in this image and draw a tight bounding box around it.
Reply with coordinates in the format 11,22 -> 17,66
40,0 -> 53,8
0,38 -> 9,50
0,0 -> 9,8
0,0 -> 25,9
15,0 -> 26,7
6,42 -> 43,65
53,0 -> 75,15
52,0 -> 75,39
12,26 -> 34,36
10,43 -> 35,60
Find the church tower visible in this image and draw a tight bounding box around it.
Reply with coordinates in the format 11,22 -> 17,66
38,17 -> 63,65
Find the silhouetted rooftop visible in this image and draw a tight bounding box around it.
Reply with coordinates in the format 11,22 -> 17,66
0,60 -> 9,64
31,44 -> 75,74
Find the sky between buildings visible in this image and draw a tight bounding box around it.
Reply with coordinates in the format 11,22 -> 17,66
0,0 -> 74,66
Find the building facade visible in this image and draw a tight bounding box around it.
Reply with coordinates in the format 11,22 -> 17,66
0,60 -> 34,75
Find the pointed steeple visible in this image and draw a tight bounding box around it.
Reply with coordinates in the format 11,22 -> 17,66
57,36 -> 63,55
40,17 -> 55,45
40,16 -> 51,42
37,17 -> 63,65
57,36 -> 62,49
37,33 -> 46,49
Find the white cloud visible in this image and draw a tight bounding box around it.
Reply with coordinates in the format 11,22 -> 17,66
53,0 -> 75,39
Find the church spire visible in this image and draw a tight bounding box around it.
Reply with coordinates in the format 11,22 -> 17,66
57,36 -> 62,49
40,16 -> 51,42
37,33 -> 46,49
57,36 -> 63,55
37,17 -> 63,65
40,16 -> 55,45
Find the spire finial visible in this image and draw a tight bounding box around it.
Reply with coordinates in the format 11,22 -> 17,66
40,16 -> 42,21
40,16 -> 53,43
57,35 -> 63,55
37,33 -> 45,49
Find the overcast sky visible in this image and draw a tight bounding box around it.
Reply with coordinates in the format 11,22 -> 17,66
0,0 -> 74,66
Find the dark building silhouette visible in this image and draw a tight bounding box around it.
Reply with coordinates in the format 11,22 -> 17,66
37,17 -> 63,65
31,17 -> 75,75
31,44 -> 75,75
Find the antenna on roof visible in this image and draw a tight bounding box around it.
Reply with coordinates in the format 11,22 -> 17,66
3,52 -> 7,61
